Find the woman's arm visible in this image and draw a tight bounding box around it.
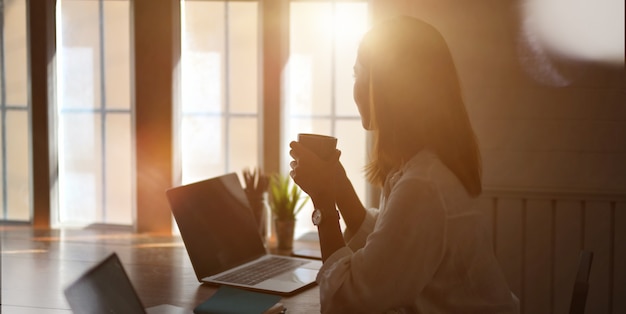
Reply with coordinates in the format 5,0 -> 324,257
333,163 -> 366,233
311,194 -> 345,262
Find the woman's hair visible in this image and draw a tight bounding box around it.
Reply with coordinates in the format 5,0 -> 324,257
359,16 -> 482,196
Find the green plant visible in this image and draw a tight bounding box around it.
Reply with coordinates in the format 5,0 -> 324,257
268,173 -> 309,221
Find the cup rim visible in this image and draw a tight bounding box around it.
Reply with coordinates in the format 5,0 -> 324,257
297,133 -> 337,140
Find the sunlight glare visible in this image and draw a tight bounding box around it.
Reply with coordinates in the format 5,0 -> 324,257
522,0 -> 624,64
312,3 -> 369,45
334,4 -> 369,43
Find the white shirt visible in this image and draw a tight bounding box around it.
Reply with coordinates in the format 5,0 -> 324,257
316,150 -> 519,313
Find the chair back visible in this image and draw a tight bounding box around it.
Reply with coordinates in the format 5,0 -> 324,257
569,250 -> 593,314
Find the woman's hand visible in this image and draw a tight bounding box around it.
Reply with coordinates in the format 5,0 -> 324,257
289,141 -> 341,204
290,141 -> 346,261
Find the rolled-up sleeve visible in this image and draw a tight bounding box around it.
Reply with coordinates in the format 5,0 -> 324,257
343,208 -> 378,251
315,178 -> 447,314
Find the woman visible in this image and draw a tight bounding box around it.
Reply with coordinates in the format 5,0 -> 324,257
289,16 -> 519,313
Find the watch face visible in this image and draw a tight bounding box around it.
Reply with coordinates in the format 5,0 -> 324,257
312,209 -> 322,226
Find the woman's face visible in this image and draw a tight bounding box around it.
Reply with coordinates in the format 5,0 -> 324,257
353,60 -> 372,130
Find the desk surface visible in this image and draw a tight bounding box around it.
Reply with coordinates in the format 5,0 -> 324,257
0,225 -> 320,313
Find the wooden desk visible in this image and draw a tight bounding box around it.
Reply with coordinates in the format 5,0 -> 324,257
0,225 -> 320,313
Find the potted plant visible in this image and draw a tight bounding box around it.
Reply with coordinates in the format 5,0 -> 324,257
268,173 -> 309,250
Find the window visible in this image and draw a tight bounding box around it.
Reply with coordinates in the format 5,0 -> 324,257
181,1 -> 369,238
55,0 -> 132,226
180,1 -> 259,184
0,0 -> 30,221
6,0 -> 369,234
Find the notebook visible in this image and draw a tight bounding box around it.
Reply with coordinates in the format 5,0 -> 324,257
166,173 -> 322,295
194,286 -> 285,314
64,253 -> 187,314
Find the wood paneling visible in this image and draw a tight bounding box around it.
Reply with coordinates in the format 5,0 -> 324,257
614,202 -> 626,313
494,198 -> 524,299
485,192 -> 625,314
554,200 -> 583,314
584,201 -> 612,314
524,199 -> 553,314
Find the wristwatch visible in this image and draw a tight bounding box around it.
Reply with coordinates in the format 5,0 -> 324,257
312,208 -> 339,226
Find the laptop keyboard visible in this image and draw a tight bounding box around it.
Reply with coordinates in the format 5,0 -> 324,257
214,257 -> 308,286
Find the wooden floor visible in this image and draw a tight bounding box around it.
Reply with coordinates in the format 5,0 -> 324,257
0,224 -> 320,313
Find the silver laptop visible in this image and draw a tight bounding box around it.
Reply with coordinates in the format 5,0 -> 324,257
166,173 -> 321,295
64,253 -> 187,314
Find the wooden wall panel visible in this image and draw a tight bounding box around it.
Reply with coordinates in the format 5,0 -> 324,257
486,192 -> 624,314
583,201 -> 612,313
614,202 -> 626,314
524,199 -> 553,314
494,198 -> 524,299
553,200 -> 583,314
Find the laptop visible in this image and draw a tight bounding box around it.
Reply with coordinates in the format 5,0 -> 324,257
166,173 -> 322,295
64,253 -> 187,314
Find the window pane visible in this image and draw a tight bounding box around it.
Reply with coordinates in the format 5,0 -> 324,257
57,0 -> 132,226
4,0 -> 28,106
58,0 -> 101,110
228,2 -> 258,114
103,2 -> 131,110
1,0 -> 30,221
182,1 -> 225,114
182,51 -> 223,114
229,117 -> 258,173
181,115 -> 225,184
287,3 -> 333,116
180,1 -> 260,184
6,111 -> 29,221
58,113 -> 103,224
105,114 -> 132,224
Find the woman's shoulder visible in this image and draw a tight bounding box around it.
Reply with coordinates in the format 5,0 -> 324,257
385,151 -> 442,198
396,150 -> 473,204
398,150 -> 444,182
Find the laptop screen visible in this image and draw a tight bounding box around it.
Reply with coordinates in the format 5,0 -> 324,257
166,173 -> 267,280
64,253 -> 147,314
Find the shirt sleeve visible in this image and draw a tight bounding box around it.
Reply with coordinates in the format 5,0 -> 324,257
316,178 -> 447,314
343,207 -> 378,251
